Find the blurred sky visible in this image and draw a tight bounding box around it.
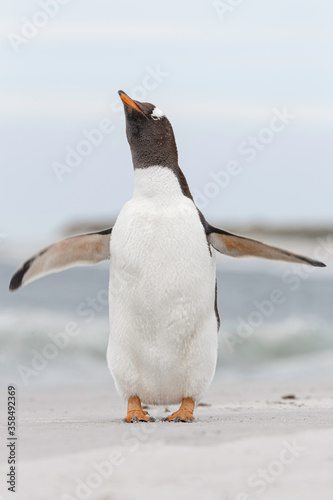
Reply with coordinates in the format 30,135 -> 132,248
1,0 -> 333,239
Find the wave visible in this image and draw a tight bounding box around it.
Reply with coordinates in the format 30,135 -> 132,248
218,316 -> 333,366
1,308 -> 333,386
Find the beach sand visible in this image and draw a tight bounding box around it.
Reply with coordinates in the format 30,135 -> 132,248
1,372 -> 332,500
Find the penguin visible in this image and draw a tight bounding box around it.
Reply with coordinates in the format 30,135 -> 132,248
9,91 -> 325,423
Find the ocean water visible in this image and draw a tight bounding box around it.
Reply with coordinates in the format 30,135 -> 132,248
1,245 -> 332,387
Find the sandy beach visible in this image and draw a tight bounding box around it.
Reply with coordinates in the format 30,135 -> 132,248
1,370 -> 332,500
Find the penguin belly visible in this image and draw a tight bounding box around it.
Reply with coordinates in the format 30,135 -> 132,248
107,169 -> 218,405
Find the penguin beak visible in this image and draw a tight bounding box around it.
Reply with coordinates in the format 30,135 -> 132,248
118,90 -> 142,113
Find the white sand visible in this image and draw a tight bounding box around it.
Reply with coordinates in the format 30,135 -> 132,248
1,373 -> 333,500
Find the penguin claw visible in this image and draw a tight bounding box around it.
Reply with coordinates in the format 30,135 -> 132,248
122,413 -> 155,423
165,415 -> 194,423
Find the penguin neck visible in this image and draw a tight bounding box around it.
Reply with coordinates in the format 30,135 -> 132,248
133,165 -> 193,203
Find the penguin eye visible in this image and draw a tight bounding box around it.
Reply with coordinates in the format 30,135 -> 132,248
151,115 -> 160,121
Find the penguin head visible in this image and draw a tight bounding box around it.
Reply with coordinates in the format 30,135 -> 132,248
118,90 -> 178,169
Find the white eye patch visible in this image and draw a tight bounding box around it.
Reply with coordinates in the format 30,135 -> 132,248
151,107 -> 165,120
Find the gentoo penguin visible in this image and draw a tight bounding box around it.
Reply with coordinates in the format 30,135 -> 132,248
9,91 -> 325,422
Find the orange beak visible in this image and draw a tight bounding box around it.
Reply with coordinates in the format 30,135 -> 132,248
118,90 -> 142,112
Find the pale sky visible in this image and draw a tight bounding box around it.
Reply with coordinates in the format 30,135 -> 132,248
1,0 -> 333,239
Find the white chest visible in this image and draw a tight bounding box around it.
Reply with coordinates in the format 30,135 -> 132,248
109,167 -> 215,327
107,166 -> 218,404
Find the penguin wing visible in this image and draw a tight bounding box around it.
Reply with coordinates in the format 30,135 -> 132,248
9,228 -> 112,291
206,225 -> 325,267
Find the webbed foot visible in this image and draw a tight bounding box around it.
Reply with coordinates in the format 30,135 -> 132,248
123,396 -> 155,422
166,398 -> 195,422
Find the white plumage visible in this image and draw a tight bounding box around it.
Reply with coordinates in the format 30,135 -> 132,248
107,166 -> 218,405
151,106 -> 165,118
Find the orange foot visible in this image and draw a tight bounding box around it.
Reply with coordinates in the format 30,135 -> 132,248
123,396 -> 155,423
166,398 -> 195,422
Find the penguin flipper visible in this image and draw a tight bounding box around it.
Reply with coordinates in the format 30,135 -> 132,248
207,226 -> 325,268
9,228 -> 112,291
